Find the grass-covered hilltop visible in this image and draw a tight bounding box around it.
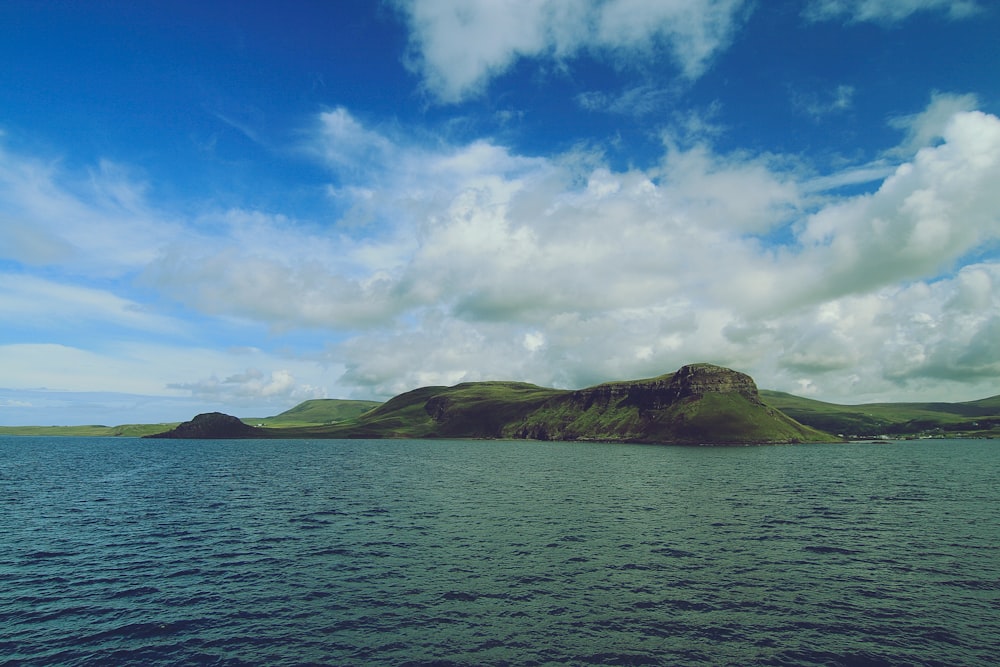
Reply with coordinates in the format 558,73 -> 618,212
6,363 -> 999,442
147,364 -> 834,444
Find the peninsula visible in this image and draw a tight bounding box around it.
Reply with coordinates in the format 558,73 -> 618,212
147,363 -> 834,444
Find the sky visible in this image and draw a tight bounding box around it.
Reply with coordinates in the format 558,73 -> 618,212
2,0 -> 999,426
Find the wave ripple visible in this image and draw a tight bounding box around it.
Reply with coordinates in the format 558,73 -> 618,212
2,437 -> 997,666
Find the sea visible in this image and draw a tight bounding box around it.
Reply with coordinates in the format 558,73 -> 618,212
1,436 -> 997,667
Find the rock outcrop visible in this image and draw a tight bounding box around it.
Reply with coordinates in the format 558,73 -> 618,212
504,363 -> 820,444
663,362 -> 761,404
146,412 -> 263,439
561,363 -> 761,412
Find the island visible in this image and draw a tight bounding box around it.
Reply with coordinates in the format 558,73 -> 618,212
147,363 -> 835,444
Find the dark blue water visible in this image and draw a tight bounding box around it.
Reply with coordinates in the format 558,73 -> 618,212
1,437 -> 997,666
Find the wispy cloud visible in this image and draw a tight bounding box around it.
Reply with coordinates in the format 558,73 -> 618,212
804,0 -> 982,23
394,0 -> 750,102
791,84 -> 855,119
887,91 -> 980,157
576,84 -> 679,117
0,274 -> 184,336
0,145 -> 178,276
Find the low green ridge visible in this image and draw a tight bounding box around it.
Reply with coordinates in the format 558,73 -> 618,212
243,398 -> 382,427
8,368 -> 1000,442
0,423 -> 181,437
760,390 -> 1000,438
231,364 -> 835,444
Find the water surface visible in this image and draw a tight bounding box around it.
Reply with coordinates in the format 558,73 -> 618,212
1,437 -> 997,665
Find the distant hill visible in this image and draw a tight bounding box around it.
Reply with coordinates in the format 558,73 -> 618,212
8,371 -> 999,441
0,423 -> 181,437
760,391 -> 1000,438
244,399 -> 382,427
147,412 -> 263,439
150,364 -> 835,444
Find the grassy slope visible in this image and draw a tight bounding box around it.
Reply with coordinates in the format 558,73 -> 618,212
312,382 -> 564,439
284,377 -> 834,444
0,423 -> 181,437
243,399 -> 382,427
0,399 -> 381,437
511,390 -> 831,443
7,385 -> 998,441
760,390 -> 1000,437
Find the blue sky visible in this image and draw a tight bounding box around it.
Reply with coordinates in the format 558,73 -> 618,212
2,0 -> 1000,425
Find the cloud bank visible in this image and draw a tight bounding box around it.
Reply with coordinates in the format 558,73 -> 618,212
4,89 -> 999,413
126,99 -> 1000,402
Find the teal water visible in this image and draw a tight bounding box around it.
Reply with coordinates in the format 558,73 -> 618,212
1,437 -> 997,666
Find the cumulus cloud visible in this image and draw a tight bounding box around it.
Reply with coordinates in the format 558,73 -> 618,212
307,103 -> 1000,402
785,110 -> 1000,307
4,98 -> 1000,409
804,0 -> 981,23
752,262 -> 1000,400
395,0 -> 749,102
130,101 -> 993,404
887,91 -> 980,158
169,368 -> 327,405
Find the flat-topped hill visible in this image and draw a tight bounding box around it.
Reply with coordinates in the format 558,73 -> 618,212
147,363 -> 835,444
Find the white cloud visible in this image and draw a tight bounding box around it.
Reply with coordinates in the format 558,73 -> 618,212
785,110 -> 1000,308
0,342 -> 341,415
169,368 -> 327,405
801,161 -> 895,193
4,99 -> 1000,415
751,262 -> 1000,402
312,103 -> 1000,402
887,91 -> 980,157
312,107 -> 395,174
577,84 -> 681,117
0,273 -> 183,335
0,147 -> 179,277
804,0 -> 982,23
791,84 -> 856,118
395,0 -> 749,102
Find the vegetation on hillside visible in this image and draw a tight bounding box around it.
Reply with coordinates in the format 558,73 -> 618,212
760,391 -> 1000,439
0,423 -> 181,437
6,370 -> 999,442
236,366 -> 835,444
242,399 -> 381,427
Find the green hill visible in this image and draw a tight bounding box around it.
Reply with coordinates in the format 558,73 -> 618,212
244,398 -> 382,427
213,364 -> 835,444
760,391 -> 1000,438
11,369 -> 999,442
0,423 -> 181,437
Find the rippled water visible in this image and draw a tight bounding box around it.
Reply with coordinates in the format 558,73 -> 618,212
1,437 -> 997,666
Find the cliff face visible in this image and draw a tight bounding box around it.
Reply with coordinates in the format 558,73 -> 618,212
144,364 -> 835,444
662,363 -> 761,404
564,363 -> 761,412
506,363 -> 821,444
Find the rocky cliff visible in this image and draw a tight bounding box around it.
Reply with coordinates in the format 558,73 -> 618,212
144,364 -> 835,444
566,363 -> 761,412
505,363 -> 822,444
